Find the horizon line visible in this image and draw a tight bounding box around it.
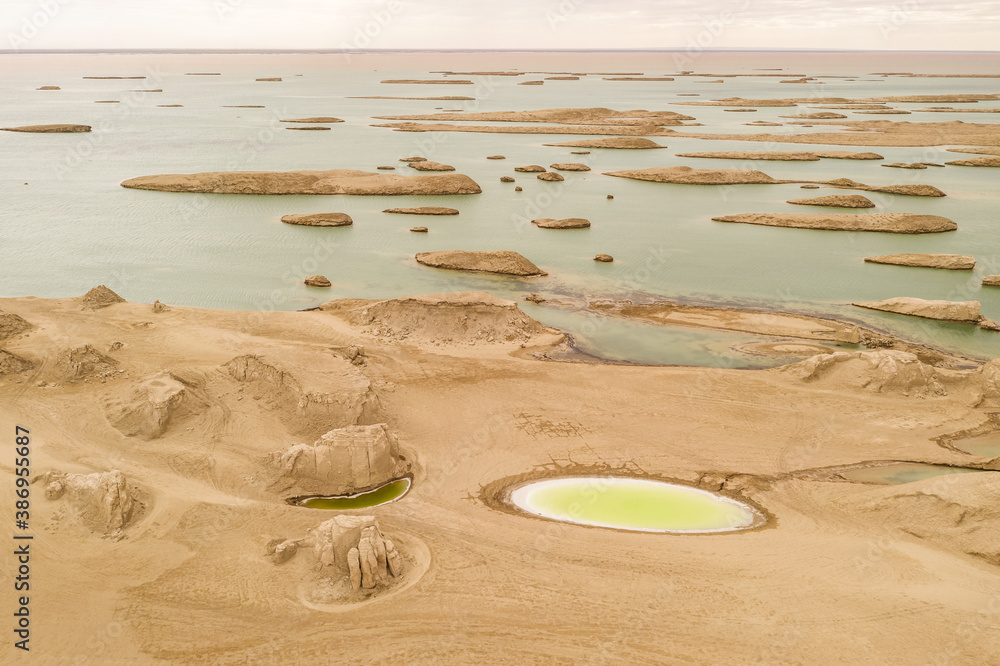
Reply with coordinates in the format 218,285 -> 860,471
2,47 -> 999,55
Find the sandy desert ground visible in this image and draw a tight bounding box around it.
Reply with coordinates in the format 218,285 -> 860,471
2,288 -> 1000,664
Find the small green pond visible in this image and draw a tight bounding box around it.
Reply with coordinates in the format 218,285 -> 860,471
509,477 -> 761,533
840,463 -> 984,485
956,432 -> 1000,458
293,478 -> 411,510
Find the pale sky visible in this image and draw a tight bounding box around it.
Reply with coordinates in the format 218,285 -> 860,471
2,0 -> 998,52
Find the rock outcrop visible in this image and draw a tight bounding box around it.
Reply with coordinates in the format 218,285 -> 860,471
853,297 -> 982,323
514,165 -> 546,173
945,156 -> 1000,167
594,254 -> 614,262
280,117 -> 344,123
712,213 -> 957,234
104,371 -> 187,439
36,470 -> 136,534
606,166 -> 778,185
56,345 -> 120,381
407,160 -> 455,172
864,254 -> 976,270
266,516 -> 403,593
983,275 -> 1000,287
787,195 -> 875,208
281,213 -> 353,227
779,350 -> 951,397
272,424 -> 406,496
537,172 -> 564,182
779,112 -> 848,119
322,291 -> 553,345
0,349 -> 35,376
121,170 -> 482,195
383,207 -> 459,215
79,285 -> 126,310
543,138 -> 666,149
304,276 -> 332,287
415,251 -> 546,276
0,312 -> 32,341
532,217 -> 591,229
1,124 -> 91,133
549,163 -> 591,171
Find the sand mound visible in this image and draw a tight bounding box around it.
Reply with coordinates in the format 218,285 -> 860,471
280,117 -> 344,123
267,516 -> 405,598
543,138 -> 666,149
605,166 -> 778,185
1,124 -> 91,133
121,170 -> 482,195
103,371 -> 188,440
946,156 -> 1000,167
281,213 -> 353,227
224,354 -> 378,437
383,207 -> 458,215
37,469 -> 137,535
0,349 -> 35,376
532,217 -> 591,229
842,473 -> 1000,565
322,291 -> 553,345
271,424 -> 407,496
864,254 -> 976,270
779,350 -> 950,396
549,163 -> 591,171
0,312 -> 32,341
712,213 -> 956,233
79,285 -> 126,310
787,195 -> 875,208
853,297 -> 981,322
415,251 -> 546,276
56,345 -> 120,380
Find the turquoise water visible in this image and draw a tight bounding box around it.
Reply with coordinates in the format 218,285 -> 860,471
509,476 -> 760,533
2,51 -> 999,366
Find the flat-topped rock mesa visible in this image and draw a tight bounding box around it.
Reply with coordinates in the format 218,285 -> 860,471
407,160 -> 455,172
549,163 -> 590,171
946,156 -> 1000,167
383,207 -> 458,215
55,345 -> 120,381
121,169 -> 482,195
864,254 -> 976,270
78,285 -> 126,310
532,217 -> 591,229
320,291 -> 555,345
0,311 -> 33,341
373,107 -> 695,126
224,353 -> 379,438
1,124 -> 91,133
414,251 -> 546,276
853,297 -> 982,323
280,117 -> 345,123
281,213 -> 353,227
537,172 -> 564,182
0,349 -> 35,377
788,195 -> 875,208
543,137 -> 667,149
104,371 -> 192,440
606,166 -> 778,185
267,516 -> 405,596
514,165 -> 546,172
676,150 -> 884,161
779,112 -> 848,119
37,469 -> 138,535
270,423 -> 407,496
983,275 -> 1000,287
713,213 -> 957,234
381,79 -> 473,84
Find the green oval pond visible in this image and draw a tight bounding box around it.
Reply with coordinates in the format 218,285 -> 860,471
294,478 -> 411,510
509,477 -> 761,533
